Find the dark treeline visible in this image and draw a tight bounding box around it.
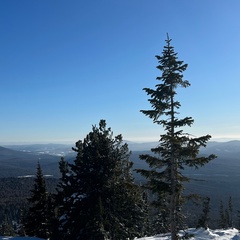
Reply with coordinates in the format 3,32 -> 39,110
0,177 -> 58,236
0,176 -> 239,237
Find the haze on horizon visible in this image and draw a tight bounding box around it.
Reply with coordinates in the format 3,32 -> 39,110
1,1 -> 240,144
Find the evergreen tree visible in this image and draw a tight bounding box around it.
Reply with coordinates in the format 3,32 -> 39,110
137,35 -> 216,239
55,157 -> 71,208
197,197 -> 210,229
237,210 -> 240,230
218,200 -> 226,229
52,157 -> 71,239
57,120 -> 148,240
228,196 -> 233,228
217,197 -> 233,229
225,208 -> 230,228
22,162 -> 51,239
54,157 -> 71,216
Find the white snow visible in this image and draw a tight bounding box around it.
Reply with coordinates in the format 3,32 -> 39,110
1,228 -> 239,239
136,228 -> 240,240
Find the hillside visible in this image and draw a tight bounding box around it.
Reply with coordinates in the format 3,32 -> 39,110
0,177 -> 58,224
1,141 -> 240,228
0,146 -> 61,178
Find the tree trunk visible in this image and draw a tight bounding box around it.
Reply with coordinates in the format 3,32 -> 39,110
170,83 -> 178,240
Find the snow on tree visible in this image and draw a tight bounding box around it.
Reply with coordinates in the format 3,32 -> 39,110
56,120 -> 149,240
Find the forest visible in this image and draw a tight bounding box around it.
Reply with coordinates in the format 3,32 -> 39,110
0,36 -> 238,239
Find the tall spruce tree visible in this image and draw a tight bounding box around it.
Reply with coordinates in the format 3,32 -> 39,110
228,196 -> 233,228
217,197 -> 233,229
137,35 -> 216,239
22,162 -> 51,239
57,120 -> 148,240
218,200 -> 226,229
197,197 -> 211,229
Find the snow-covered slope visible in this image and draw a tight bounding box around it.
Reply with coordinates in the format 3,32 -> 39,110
136,228 -> 240,240
1,228 -> 239,239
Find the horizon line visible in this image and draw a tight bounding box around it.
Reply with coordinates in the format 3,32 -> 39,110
1,137 -> 240,145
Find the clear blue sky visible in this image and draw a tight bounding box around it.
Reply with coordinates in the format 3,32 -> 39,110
1,0 -> 240,144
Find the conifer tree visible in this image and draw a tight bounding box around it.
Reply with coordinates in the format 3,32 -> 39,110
197,197 -> 210,229
218,200 -> 226,229
137,35 -> 216,239
22,162 -> 51,239
228,196 -> 233,228
52,157 -> 72,240
54,157 -> 71,213
217,198 -> 233,229
237,210 -> 240,230
57,120 -> 148,240
225,208 -> 230,228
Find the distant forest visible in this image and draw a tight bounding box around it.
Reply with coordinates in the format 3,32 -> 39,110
0,174 -> 239,235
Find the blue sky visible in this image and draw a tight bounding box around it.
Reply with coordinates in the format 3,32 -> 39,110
1,0 -> 240,144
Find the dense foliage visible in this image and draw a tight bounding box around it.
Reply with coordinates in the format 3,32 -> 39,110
22,163 -> 53,239
54,120 -> 149,240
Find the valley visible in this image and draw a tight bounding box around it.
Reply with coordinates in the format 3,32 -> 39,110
0,140 -> 240,228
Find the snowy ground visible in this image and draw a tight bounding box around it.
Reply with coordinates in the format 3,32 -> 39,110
0,228 -> 239,239
136,228 -> 240,240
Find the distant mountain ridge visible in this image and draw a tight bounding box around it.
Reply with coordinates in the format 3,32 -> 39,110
3,143 -> 75,156
4,140 -> 240,152
1,140 -> 240,178
0,145 -> 61,178
127,140 -> 240,152
202,140 -> 240,153
2,140 -> 240,184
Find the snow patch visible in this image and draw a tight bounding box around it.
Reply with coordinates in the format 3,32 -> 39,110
1,228 -> 239,239
135,228 -> 240,240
